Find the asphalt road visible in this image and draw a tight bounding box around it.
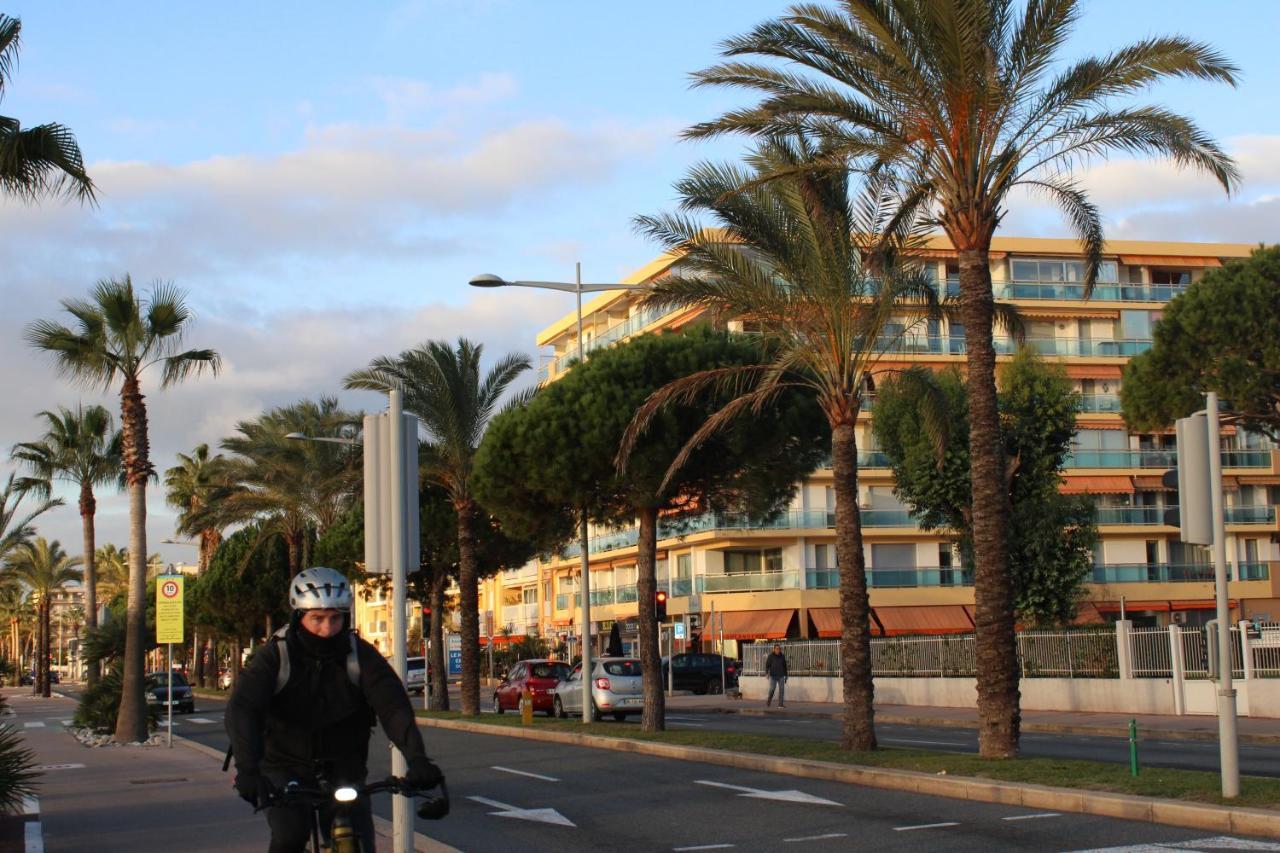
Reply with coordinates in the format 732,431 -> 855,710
66,687 -> 1278,853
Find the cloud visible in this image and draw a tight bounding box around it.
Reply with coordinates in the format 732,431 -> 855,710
368,73 -> 519,122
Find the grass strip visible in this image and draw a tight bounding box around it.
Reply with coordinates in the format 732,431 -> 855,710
419,710 -> 1280,810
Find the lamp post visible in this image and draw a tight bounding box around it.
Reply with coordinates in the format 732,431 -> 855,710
470,264 -> 644,724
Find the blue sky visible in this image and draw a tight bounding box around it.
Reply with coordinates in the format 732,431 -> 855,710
2,1 -> 1278,561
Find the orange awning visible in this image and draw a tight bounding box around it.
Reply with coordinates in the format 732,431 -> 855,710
1119,255 -> 1222,267
1065,365 -> 1123,379
479,634 -> 526,646
873,605 -> 974,636
1060,475 -> 1134,495
1073,603 -> 1107,625
718,609 -> 795,640
1133,475 -> 1171,490
1170,599 -> 1239,611
1095,600 -> 1171,613
808,607 -> 882,638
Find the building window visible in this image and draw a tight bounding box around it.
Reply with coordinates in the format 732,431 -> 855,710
871,543 -> 915,570
1150,269 -> 1191,285
724,548 -> 783,575
1011,258 -> 1119,283
676,554 -> 692,580
814,543 -> 830,571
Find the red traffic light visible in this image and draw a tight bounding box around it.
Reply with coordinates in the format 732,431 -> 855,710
654,589 -> 668,622
656,591 -> 668,603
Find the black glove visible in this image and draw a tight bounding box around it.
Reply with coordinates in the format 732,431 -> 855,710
234,772 -> 270,808
405,756 -> 444,790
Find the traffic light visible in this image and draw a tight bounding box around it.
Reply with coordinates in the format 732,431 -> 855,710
1161,414 -> 1213,545
654,590 -> 668,622
422,605 -> 432,621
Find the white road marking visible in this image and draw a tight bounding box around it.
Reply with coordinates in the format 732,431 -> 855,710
31,764 -> 84,771
665,716 -> 704,722
694,780 -> 841,806
784,833 -> 847,843
1062,839 -> 1280,852
673,846 -> 735,851
467,795 -> 575,827
893,822 -> 960,831
491,765 -> 560,782
22,796 -> 37,815
1003,812 -> 1061,821
22,722 -> 44,729
186,717 -> 216,724
883,737 -> 966,747
24,819 -> 41,853
58,721 -> 71,726
157,720 -> 172,727
669,721 -> 706,727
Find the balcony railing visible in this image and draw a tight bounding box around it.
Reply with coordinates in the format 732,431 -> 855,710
874,335 -> 1153,358
1066,449 -> 1272,469
589,588 -> 615,606
805,567 -> 974,589
1077,394 -> 1123,413
699,571 -> 802,593
994,280 -> 1189,303
657,578 -> 694,598
1094,505 -> 1275,525
1092,562 -> 1272,584
554,592 -> 581,611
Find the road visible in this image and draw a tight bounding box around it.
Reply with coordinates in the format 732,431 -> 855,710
65,687 -> 1277,852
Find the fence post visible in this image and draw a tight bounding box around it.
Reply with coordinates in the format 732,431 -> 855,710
1168,624 -> 1186,716
1239,620 -> 1254,681
1115,620 -> 1133,680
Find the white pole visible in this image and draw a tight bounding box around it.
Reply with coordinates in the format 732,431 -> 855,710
167,643 -> 173,748
389,390 -> 413,851
576,261 -> 594,725
1207,391 -> 1240,798
666,626 -> 673,697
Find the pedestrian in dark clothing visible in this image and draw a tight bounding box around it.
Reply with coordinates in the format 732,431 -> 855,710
765,643 -> 788,708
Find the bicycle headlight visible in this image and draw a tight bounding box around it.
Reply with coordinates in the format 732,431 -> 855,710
333,786 -> 359,803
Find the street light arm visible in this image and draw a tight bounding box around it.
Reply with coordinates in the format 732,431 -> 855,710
468,275 -> 646,295
284,432 -> 361,446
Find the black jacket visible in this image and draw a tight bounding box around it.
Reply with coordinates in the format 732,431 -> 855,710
765,651 -> 788,679
225,629 -> 428,779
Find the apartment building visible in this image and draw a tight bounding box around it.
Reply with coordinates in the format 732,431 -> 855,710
477,237 -> 1280,658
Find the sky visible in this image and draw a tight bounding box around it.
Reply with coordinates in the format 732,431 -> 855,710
1,0 -> 1278,565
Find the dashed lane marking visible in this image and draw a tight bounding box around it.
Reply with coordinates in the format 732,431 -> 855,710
883,737 -> 967,747
491,765 -> 560,782
1003,813 -> 1061,821
22,722 -> 44,729
673,846 -> 735,851
22,797 -> 37,815
893,822 -> 960,832
32,764 -> 84,771
24,819 -> 41,853
186,717 -> 216,724
784,833 -> 847,843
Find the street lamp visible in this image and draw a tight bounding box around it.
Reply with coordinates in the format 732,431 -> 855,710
284,431 -> 359,446
469,263 -> 645,724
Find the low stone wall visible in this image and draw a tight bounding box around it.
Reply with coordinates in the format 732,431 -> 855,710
740,674 -> 1278,718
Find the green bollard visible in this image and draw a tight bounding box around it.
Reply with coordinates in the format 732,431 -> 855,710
1129,718 -> 1139,777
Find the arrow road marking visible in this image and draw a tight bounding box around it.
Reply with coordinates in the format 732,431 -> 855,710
492,766 -> 560,782
694,780 -> 841,806
467,795 -> 576,827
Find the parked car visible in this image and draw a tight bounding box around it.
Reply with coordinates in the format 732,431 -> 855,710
552,657 -> 643,721
661,653 -> 740,694
492,659 -> 570,715
19,671 -> 59,686
145,671 -> 195,714
406,656 -> 426,694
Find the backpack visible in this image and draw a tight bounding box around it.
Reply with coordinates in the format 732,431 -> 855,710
271,625 -> 361,694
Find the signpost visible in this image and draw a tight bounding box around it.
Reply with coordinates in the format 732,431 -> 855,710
155,574 -> 184,748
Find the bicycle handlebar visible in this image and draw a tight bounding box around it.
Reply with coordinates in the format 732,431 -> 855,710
266,776 -> 450,820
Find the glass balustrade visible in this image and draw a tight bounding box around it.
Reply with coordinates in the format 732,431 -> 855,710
1066,450 -> 1271,469
1077,394 -> 1123,413
698,571 -> 802,593
1092,562 -> 1272,583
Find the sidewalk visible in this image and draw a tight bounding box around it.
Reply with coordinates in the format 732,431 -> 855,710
4,688 -> 452,852
664,692 -> 1280,744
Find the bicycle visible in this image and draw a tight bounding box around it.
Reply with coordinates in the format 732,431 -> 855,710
264,771 -> 449,853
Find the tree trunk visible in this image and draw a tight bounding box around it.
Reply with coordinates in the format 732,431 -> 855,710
957,248 -> 1020,758
36,602 -> 48,697
636,506 -> 665,732
428,571 -> 449,712
116,375 -> 152,743
456,503 -> 480,716
80,484 -> 99,689
833,421 -> 876,750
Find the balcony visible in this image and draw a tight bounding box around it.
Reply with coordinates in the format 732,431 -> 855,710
874,335 -> 1153,358
1091,563 -> 1272,584
554,592 -> 581,611
1065,450 -> 1272,469
657,578 -> 694,598
541,304 -> 670,382
699,571 -> 802,593
1093,505 -> 1275,526
994,280 -> 1189,303
1078,394 -> 1123,413
805,567 -> 974,589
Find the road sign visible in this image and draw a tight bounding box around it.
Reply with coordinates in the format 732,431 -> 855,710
447,633 -> 462,676
155,575 -> 184,644
673,622 -> 686,640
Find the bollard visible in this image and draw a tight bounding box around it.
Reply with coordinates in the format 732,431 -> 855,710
520,688 -> 534,726
1129,718 -> 1139,777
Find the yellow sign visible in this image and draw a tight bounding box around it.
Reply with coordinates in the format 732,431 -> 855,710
155,575 -> 184,644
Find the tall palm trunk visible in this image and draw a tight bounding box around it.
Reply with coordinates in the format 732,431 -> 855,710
456,503 -> 480,716
957,247 -> 1019,759
41,600 -> 52,698
832,421 -> 876,750
79,482 -> 98,688
428,571 -> 449,711
116,377 -> 151,743
637,506 -> 664,732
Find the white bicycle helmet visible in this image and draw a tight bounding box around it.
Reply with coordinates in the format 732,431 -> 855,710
290,567 -> 354,611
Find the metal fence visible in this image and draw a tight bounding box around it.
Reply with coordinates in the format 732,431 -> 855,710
1017,630 -> 1118,678
1254,622 -> 1280,677
1129,627 -> 1172,678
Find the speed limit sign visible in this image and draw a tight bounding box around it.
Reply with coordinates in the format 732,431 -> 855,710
155,575 -> 184,643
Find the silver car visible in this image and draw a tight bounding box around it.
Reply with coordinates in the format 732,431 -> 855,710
552,657 -> 644,721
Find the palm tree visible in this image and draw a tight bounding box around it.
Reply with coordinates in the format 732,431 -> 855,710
25,276 -> 220,742
0,15 -> 95,204
165,443 -> 230,686
11,404 -> 122,687
0,473 -> 61,566
346,339 -> 531,716
625,136 -> 945,749
5,538 -> 82,697
212,399 -> 362,576
0,581 -> 29,684
94,544 -> 129,605
685,0 -> 1239,757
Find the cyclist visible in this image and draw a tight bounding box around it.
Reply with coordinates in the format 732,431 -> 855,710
226,566 -> 444,852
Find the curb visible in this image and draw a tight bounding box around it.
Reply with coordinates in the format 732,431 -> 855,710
174,735 -> 458,853
696,706 -> 1280,745
420,717 -> 1280,840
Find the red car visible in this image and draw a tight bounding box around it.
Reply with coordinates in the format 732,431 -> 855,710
492,659 -> 572,716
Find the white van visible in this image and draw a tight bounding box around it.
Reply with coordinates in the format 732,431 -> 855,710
406,656 -> 426,694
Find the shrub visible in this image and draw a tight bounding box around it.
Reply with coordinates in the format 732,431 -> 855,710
0,723 -> 39,812
74,664 -> 158,734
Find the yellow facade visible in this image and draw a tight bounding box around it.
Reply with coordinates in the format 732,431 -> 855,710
477,237 -> 1280,655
